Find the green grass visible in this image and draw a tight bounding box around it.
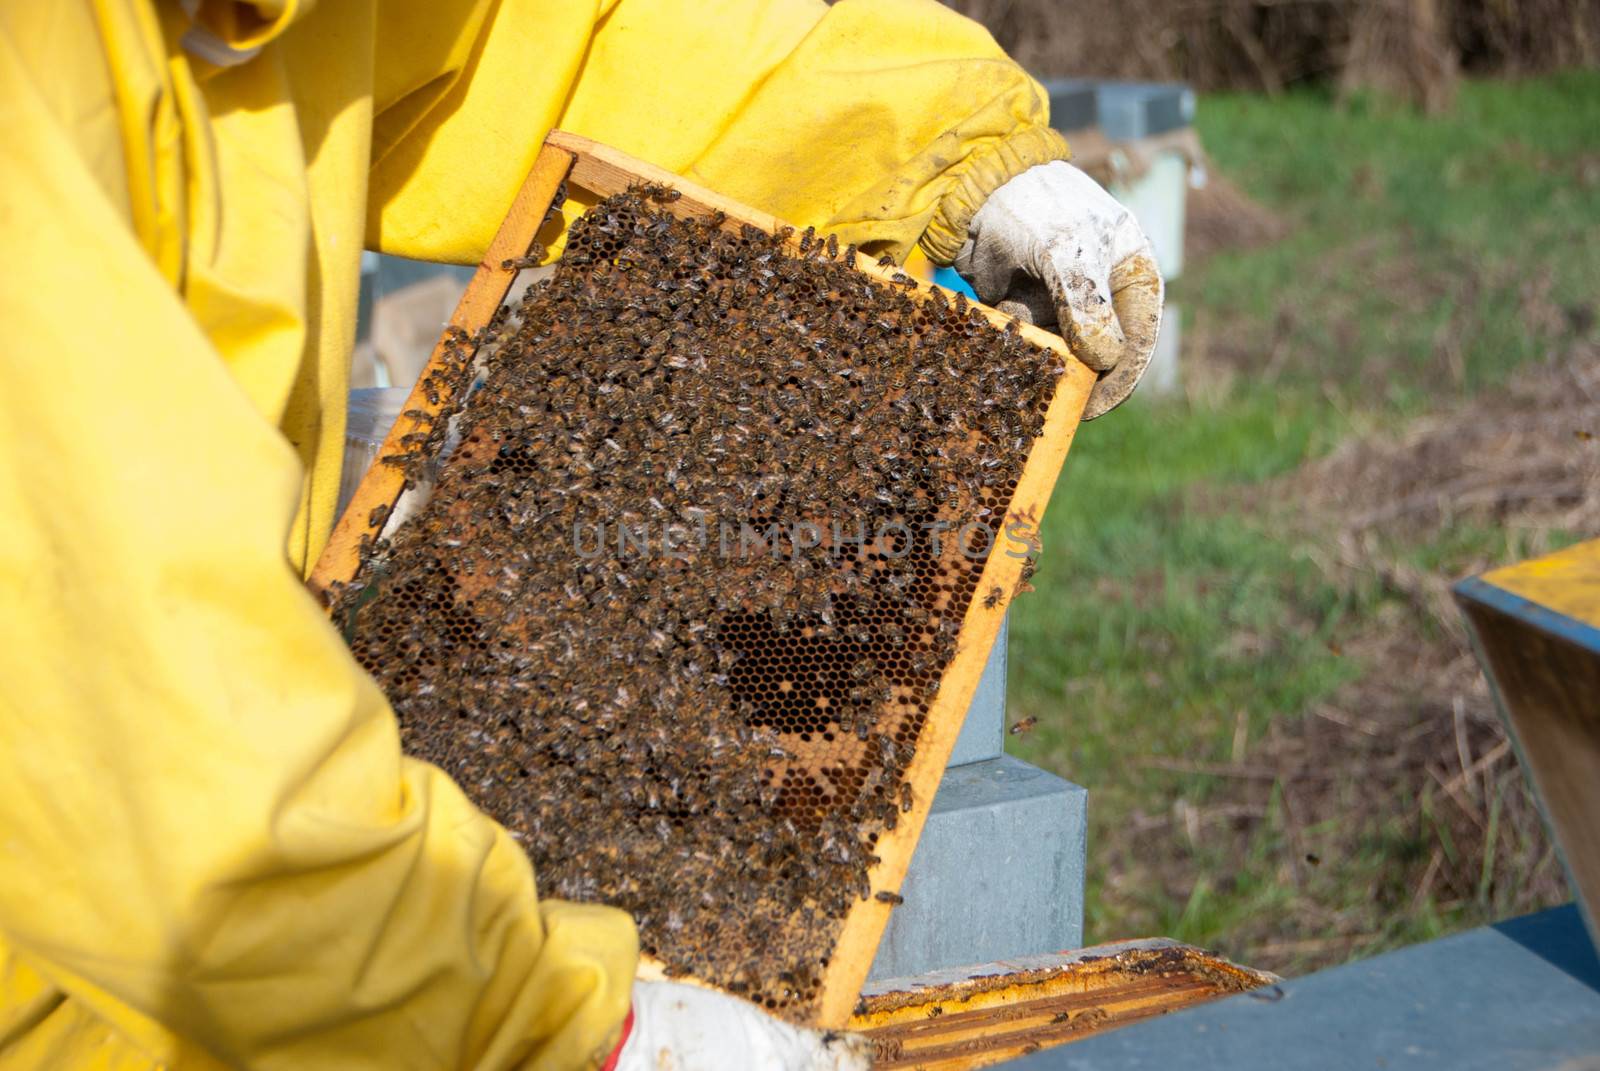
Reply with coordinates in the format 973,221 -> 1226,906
1007,71 -> 1600,961
1009,381 -> 1372,956
1186,70 -> 1600,403
1010,384 -> 1356,776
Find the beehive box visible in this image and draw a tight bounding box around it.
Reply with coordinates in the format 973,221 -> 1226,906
1456,539 -> 1600,950
310,132 -> 1098,1026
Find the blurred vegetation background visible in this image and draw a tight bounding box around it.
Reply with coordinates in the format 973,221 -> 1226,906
950,0 -> 1600,109
963,0 -> 1599,976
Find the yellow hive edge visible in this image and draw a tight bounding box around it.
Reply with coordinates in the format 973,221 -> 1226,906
1479,536 -> 1600,629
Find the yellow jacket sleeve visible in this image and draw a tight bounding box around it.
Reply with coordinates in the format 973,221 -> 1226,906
367,0 -> 1068,266
0,23 -> 633,1071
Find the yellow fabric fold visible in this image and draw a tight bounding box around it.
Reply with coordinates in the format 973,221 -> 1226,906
185,0 -> 311,53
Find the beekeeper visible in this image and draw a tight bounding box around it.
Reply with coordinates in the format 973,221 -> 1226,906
0,1 -> 1159,1067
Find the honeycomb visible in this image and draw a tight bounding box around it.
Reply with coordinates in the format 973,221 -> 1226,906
333,190 -> 1064,1018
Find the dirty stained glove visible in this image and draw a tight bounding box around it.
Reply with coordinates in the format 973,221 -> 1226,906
954,160 -> 1164,419
607,980 -> 874,1070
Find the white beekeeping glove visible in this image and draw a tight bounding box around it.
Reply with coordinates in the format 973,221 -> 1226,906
955,160 -> 1164,418
606,980 -> 874,1070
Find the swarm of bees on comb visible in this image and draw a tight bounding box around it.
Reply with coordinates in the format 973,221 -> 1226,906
332,186 -> 1062,1017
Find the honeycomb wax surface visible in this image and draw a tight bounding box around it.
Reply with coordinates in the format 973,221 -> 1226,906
337,191 -> 1063,1017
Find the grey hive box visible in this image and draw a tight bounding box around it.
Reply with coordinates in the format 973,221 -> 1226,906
1044,79 -> 1196,140
870,615 -> 1089,980
946,618 -> 1009,766
870,753 -> 1087,979
1045,79 -> 1099,132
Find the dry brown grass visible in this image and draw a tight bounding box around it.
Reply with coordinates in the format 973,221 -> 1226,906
1183,171 -> 1292,262
1134,349 -> 1597,974
1283,345 -> 1600,540
946,0 -> 1600,108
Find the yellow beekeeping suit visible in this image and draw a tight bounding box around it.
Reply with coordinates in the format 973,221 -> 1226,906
0,1 -> 1066,1068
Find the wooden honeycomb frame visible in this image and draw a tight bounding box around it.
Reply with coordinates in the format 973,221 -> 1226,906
310,131 -> 1098,1026
851,940 -> 1272,1069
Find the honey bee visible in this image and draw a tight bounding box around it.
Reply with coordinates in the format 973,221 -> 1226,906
983,585 -> 1004,609
874,890 -> 903,905
337,185 -> 1068,1013
1008,716 -> 1038,736
500,244 -> 546,271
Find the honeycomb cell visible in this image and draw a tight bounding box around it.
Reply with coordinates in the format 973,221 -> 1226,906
335,189 -> 1063,1019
